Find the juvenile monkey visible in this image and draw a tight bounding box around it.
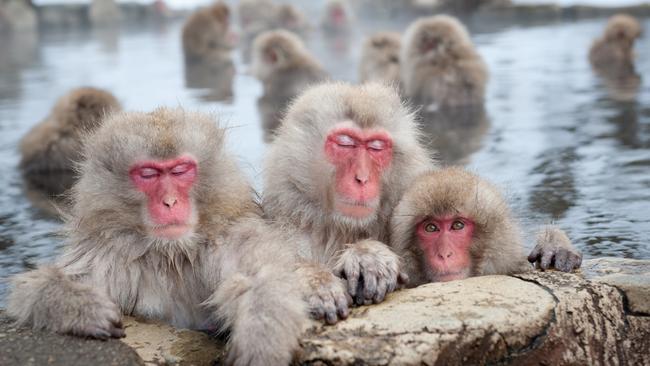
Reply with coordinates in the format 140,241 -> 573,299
390,167 -> 582,286
358,32 -> 401,86
20,87 -> 121,195
263,82 -> 434,323
589,14 -> 642,70
252,30 -> 327,98
182,2 -> 234,65
8,108 -> 308,365
401,15 -> 488,108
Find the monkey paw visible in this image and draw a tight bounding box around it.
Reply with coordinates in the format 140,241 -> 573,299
528,226 -> 583,272
304,269 -> 351,325
63,290 -> 125,340
335,240 -> 408,306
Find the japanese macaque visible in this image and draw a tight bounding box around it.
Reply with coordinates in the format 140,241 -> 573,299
321,0 -> 353,33
390,167 -> 582,286
7,108 -> 308,365
589,14 -> 641,70
19,87 -> 121,196
252,30 -> 327,98
589,14 -> 642,102
89,0 -> 121,26
358,32 -> 401,86
401,15 -> 488,108
238,0 -> 275,31
263,82 -> 434,323
182,2 -> 234,65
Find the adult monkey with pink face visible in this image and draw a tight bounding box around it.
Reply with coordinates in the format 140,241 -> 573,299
390,167 -> 582,285
263,82 -> 433,323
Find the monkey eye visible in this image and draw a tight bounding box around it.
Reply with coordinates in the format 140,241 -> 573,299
335,134 -> 356,147
170,163 -> 193,176
424,223 -> 439,233
139,168 -> 160,179
451,220 -> 465,230
367,139 -> 386,151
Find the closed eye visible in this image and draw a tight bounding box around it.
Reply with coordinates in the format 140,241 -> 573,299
171,163 -> 193,176
367,139 -> 386,151
139,167 -> 159,179
335,134 -> 356,147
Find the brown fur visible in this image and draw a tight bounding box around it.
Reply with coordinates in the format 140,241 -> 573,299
182,2 -> 232,64
359,32 -> 402,86
401,15 -> 488,107
390,167 -> 581,286
263,82 -> 434,315
589,14 -> 642,69
19,87 -> 121,179
8,107 -> 307,365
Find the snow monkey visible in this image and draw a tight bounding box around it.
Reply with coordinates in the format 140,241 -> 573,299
589,14 -> 642,71
359,31 -> 402,86
263,82 -> 434,323
390,167 -> 583,286
401,15 -> 488,108
19,87 -> 121,195
8,107 -> 309,366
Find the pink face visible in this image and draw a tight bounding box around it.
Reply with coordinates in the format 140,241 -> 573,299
330,6 -> 346,25
324,126 -> 393,219
129,155 -> 198,240
416,215 -> 475,282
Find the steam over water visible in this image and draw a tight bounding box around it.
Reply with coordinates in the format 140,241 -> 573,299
0,8 -> 649,303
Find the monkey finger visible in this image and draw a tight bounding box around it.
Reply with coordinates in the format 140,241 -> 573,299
334,296 -> 350,320
354,279 -> 365,306
554,250 -> 569,272
539,251 -> 555,270
86,327 -> 111,340
363,273 -> 378,300
323,301 -> 339,325
373,279 -> 388,304
309,298 -> 325,320
109,326 -> 126,338
527,245 -> 542,263
567,252 -> 582,270
345,269 -> 360,298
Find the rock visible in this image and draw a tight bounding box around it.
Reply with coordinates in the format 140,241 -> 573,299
298,258 -> 650,365
121,317 -> 225,365
582,257 -> 650,315
0,310 -> 144,366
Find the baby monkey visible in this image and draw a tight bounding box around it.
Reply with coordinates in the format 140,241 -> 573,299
390,167 -> 582,286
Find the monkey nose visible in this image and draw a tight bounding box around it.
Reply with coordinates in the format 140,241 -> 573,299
355,174 -> 369,185
163,197 -> 177,208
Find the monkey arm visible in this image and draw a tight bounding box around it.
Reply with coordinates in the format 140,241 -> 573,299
334,239 -> 409,306
201,217 -> 308,365
6,265 -> 124,339
527,226 -> 583,272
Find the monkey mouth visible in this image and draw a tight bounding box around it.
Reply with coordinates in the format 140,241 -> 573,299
151,223 -> 192,240
335,198 -> 378,219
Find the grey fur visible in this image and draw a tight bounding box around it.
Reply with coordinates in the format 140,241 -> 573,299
263,82 -> 435,319
8,107 -> 307,366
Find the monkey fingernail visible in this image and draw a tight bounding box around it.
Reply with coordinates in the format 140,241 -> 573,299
325,312 -> 338,325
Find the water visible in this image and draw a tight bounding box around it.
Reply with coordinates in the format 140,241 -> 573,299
0,11 -> 648,303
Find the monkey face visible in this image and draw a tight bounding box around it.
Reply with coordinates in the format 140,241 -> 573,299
129,155 -> 199,240
416,215 -> 474,282
324,124 -> 393,220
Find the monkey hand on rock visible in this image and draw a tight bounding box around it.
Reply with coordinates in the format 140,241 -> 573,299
527,226 -> 582,272
335,239 -> 408,306
296,263 -> 351,325
9,266 -> 125,340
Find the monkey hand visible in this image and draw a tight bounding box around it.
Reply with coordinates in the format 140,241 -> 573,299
335,240 -> 408,306
61,287 -> 125,340
296,263 -> 351,325
528,226 -> 582,272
